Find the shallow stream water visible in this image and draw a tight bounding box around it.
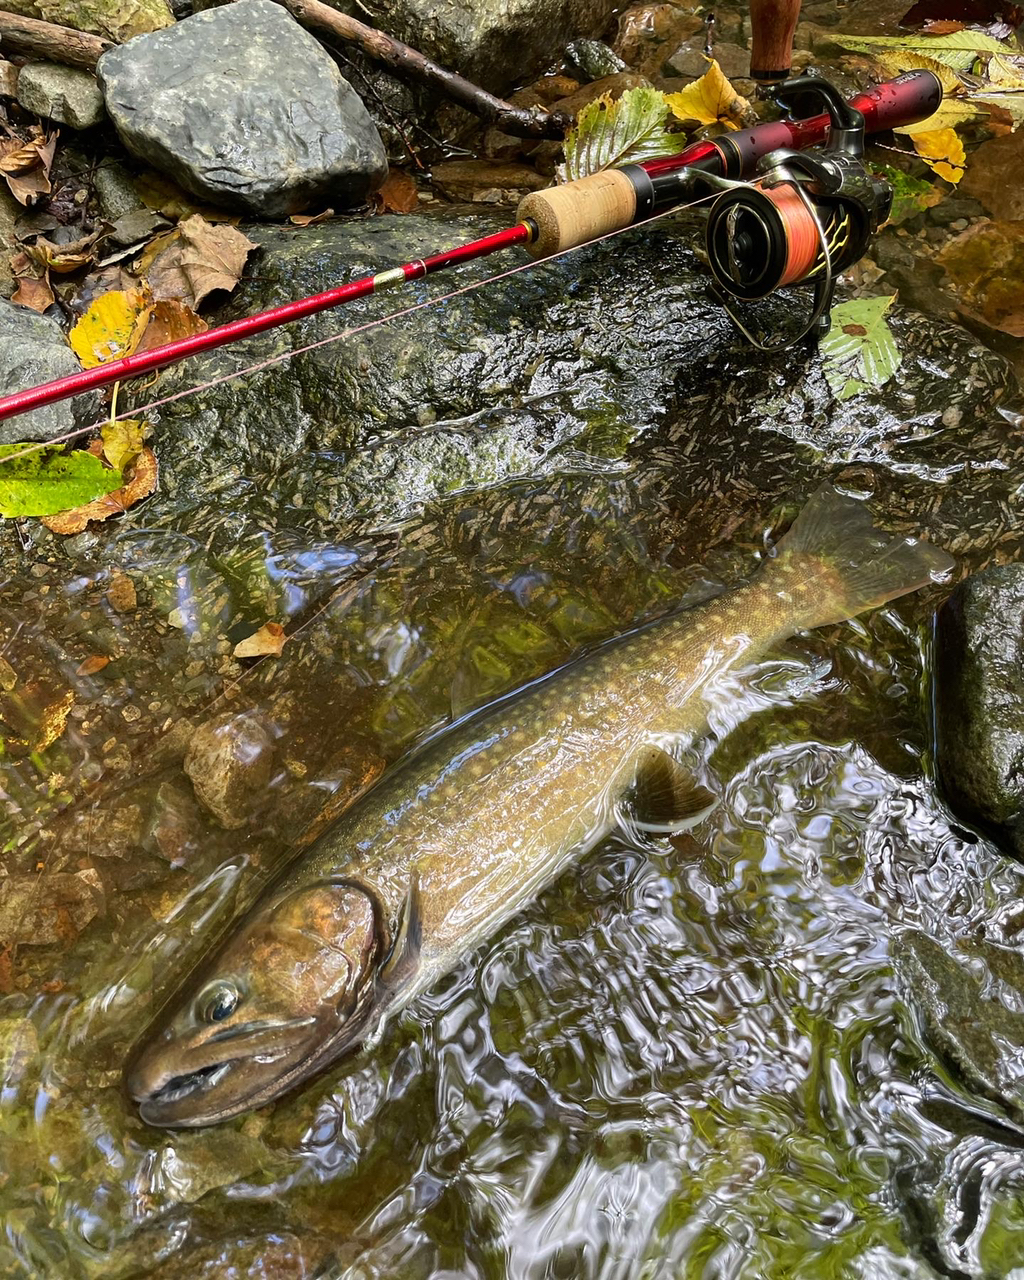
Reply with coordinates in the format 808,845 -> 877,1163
4,362 -> 1024,1279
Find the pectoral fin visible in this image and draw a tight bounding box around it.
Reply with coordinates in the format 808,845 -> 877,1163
619,745 -> 718,835
378,874 -> 422,989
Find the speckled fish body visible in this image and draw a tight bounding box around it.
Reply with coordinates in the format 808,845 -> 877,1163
126,486 -> 953,1126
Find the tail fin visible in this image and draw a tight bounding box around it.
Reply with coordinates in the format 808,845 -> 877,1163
765,485 -> 955,630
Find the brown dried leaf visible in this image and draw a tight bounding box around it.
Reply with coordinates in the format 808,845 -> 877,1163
373,169 -> 419,214
76,654 -> 110,676
11,271 -> 54,312
2,132 -> 56,208
289,208 -> 334,226
937,219 -> 1024,337
147,215 -> 256,308
134,298 -> 208,352
42,447 -> 158,534
233,622 -> 287,659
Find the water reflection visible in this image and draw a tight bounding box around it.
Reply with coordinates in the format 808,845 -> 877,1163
4,406 -> 1024,1275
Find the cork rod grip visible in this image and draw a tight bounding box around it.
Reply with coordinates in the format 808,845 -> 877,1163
517,170 -> 638,258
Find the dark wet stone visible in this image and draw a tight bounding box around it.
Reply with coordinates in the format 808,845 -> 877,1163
0,300 -> 81,444
564,38 -> 628,81
896,930 -> 1024,1124
97,0 -> 388,217
935,564 -> 1024,860
355,0 -> 618,92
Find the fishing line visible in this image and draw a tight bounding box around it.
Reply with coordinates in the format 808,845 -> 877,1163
0,191 -> 722,469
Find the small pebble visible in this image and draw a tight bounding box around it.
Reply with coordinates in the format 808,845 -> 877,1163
106,573 -> 137,613
950,218 -> 968,231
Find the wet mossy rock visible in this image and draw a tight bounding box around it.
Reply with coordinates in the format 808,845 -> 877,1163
935,565 -> 1024,859
1,0 -> 171,42
348,0 -> 619,94
0,300 -> 82,445
123,207 -> 1013,553
97,0 -> 388,217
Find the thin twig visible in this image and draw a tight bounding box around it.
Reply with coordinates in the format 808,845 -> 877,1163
266,0 -> 571,140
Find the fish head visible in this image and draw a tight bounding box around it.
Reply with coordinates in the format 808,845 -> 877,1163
126,879 -> 386,1127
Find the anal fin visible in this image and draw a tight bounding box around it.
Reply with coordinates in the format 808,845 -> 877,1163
618,745 -> 718,835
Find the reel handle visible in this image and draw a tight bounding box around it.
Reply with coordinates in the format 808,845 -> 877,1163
773,75 -> 865,156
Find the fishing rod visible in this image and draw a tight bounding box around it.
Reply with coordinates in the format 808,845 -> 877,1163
0,70 -> 941,427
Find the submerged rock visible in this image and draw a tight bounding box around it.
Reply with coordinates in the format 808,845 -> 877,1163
97,0 -> 388,217
17,62 -> 106,129
935,565 -> 1024,859
0,300 -> 81,444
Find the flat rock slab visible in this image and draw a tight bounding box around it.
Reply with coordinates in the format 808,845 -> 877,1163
0,300 -> 81,445
17,62 -> 106,129
97,0 -> 387,218
935,563 -> 1024,858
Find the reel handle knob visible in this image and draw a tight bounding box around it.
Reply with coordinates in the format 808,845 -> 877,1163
773,75 -> 865,157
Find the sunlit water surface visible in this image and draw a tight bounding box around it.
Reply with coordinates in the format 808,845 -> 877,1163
2,391 -> 1024,1280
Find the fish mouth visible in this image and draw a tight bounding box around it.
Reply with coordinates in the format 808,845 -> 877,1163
144,1061 -> 235,1109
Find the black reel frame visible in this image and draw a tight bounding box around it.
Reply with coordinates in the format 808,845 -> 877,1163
701,76 -> 894,351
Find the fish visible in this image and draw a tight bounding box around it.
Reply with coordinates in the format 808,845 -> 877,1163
126,485 -> 953,1127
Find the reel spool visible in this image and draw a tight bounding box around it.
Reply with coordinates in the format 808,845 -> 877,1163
702,76 -> 893,350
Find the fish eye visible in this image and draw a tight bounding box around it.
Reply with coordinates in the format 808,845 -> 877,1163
196,980 -> 241,1024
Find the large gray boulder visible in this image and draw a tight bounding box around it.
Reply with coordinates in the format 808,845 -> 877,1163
97,0 -> 388,217
935,564 -> 1024,858
0,301 -> 81,445
349,0 -> 619,93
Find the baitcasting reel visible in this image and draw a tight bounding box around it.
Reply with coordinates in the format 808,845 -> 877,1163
702,76 -> 894,350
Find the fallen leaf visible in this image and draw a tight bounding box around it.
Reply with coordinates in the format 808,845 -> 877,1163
872,163 -> 945,222
289,208 -> 335,226
42,447 -> 158,534
134,298 -> 208,352
233,622 -> 287,658
0,445 -> 123,518
961,129 -> 1024,218
820,295 -> 901,401
872,48 -> 964,93
937,219 -> 1024,336
922,18 -> 969,30
373,168 -> 419,214
0,131 -> 56,207
146,215 -> 256,308
894,94 -> 985,134
69,289 -> 153,368
906,126 -> 967,182
834,28 -> 1013,72
100,419 -> 146,471
561,86 -> 680,181
76,655 -> 110,676
133,170 -> 239,222
665,57 -> 756,130
10,271 -> 54,313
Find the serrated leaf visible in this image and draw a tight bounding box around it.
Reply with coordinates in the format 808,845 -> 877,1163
820,296 -> 901,401
835,28 -> 1018,71
872,49 -> 964,92
561,87 -> 680,182
0,447 -> 123,518
69,289 -> 153,369
664,58 -> 755,130
906,126 -> 967,181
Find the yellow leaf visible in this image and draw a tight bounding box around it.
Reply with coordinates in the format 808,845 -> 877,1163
233,622 -> 287,659
69,289 -> 154,369
664,58 -> 755,131
100,419 -> 146,472
895,96 -> 985,135
872,50 -> 962,95
908,127 -> 966,183
987,53 -> 1024,90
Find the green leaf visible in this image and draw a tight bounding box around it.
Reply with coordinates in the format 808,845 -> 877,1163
562,87 -> 680,182
833,29 -> 1016,73
820,296 -> 901,402
0,445 -> 123,518
872,164 -> 944,224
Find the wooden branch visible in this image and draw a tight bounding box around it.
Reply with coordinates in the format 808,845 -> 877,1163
0,9 -> 112,69
269,0 -> 570,140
